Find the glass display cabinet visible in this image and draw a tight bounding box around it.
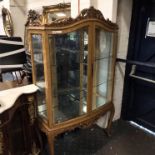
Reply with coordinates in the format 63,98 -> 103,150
26,6 -> 118,155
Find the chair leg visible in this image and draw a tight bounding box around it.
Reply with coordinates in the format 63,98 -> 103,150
14,71 -> 22,84
11,72 -> 15,81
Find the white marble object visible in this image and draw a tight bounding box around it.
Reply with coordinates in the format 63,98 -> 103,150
0,84 -> 38,114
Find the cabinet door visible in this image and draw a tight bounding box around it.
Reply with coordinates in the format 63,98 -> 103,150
31,34 -> 47,119
92,27 -> 114,110
49,28 -> 88,123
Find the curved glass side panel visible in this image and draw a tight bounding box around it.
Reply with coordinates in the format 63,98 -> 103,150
49,28 -> 88,123
31,34 -> 47,119
92,28 -> 113,110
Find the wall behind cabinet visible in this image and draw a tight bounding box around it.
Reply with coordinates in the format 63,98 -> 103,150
10,0 -> 26,39
113,0 -> 133,120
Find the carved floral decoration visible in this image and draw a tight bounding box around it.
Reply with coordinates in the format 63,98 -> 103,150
25,10 -> 43,26
26,6 -> 118,29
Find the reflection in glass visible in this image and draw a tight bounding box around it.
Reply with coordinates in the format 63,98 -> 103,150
32,34 -> 47,118
93,28 -> 113,109
49,28 -> 88,123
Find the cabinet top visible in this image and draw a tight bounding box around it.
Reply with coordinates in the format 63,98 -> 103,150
0,84 -> 38,114
25,6 -> 118,30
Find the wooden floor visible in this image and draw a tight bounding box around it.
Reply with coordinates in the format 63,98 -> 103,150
41,119 -> 155,155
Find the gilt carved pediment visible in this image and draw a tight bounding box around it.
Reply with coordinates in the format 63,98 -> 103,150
26,6 -> 117,29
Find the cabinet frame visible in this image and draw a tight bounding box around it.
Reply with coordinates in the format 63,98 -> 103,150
26,6 -> 118,155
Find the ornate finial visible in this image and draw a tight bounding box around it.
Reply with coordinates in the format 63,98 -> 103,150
25,10 -> 42,26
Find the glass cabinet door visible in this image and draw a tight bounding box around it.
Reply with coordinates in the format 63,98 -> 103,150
31,34 -> 47,119
49,28 -> 88,123
92,28 -> 113,110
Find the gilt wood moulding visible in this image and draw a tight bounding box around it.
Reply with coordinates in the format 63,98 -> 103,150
26,5 -> 118,155
2,7 -> 14,37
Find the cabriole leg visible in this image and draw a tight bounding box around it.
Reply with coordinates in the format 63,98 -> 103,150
47,133 -> 55,155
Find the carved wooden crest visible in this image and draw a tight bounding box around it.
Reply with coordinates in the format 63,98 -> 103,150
25,10 -> 43,26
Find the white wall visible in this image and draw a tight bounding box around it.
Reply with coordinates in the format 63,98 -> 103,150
10,0 -> 27,39
91,0 -> 118,22
71,0 -> 91,18
113,0 -> 133,120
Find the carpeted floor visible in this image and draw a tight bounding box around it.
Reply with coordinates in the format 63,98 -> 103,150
41,119 -> 155,155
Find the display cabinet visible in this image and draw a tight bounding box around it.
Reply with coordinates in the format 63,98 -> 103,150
26,6 -> 118,155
